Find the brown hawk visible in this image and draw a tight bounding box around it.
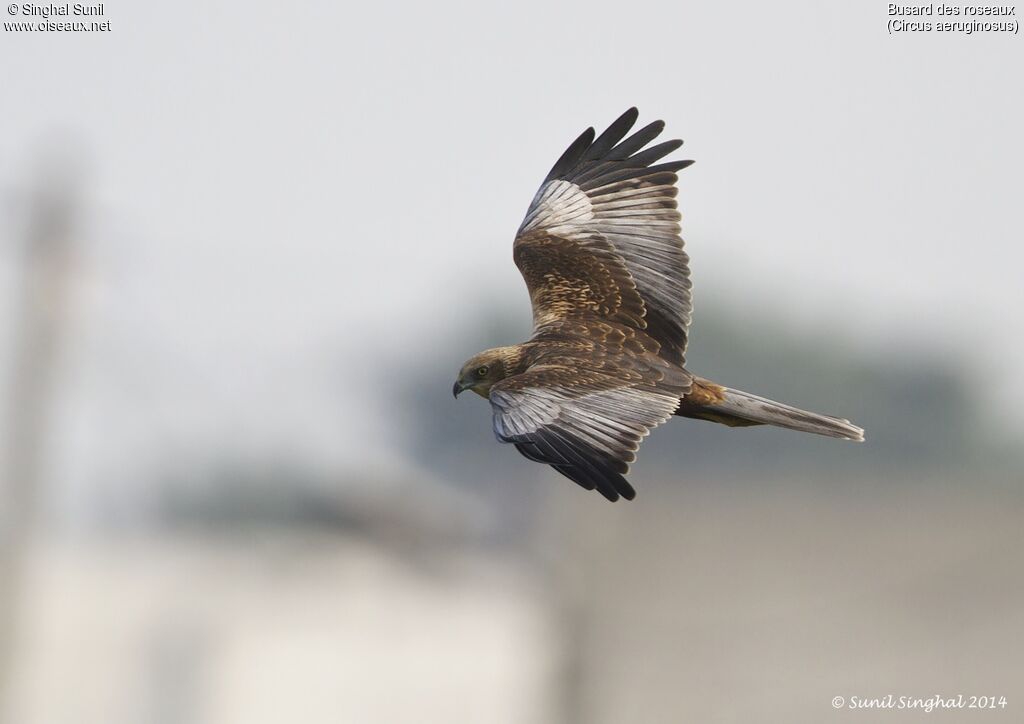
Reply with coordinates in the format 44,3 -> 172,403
454,108 -> 863,501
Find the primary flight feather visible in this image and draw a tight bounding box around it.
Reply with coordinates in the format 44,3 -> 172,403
453,108 -> 863,501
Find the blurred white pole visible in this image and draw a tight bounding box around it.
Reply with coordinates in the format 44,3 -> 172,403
539,496 -> 597,724
0,157 -> 79,721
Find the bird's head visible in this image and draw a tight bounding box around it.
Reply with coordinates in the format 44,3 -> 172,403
453,348 -> 512,399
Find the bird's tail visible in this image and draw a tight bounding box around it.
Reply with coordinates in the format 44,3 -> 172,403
675,379 -> 864,441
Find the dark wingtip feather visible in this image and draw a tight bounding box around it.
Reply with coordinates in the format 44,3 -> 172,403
608,120 -> 666,160
616,107 -> 640,128
545,126 -> 596,183
579,159 -> 695,192
624,139 -> 684,168
511,426 -> 639,503
582,108 -> 640,162
544,107 -> 694,193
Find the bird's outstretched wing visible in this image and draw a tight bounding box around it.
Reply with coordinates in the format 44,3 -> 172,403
490,365 -> 683,501
514,108 -> 694,364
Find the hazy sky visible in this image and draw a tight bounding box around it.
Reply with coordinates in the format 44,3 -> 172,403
1,1 -> 1021,505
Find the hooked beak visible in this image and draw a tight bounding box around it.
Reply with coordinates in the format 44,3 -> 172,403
453,380 -> 466,398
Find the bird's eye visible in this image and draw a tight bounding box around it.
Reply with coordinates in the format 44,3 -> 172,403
476,366 -> 489,377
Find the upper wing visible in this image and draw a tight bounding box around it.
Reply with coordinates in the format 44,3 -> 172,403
490,365 -> 683,501
514,108 -> 695,365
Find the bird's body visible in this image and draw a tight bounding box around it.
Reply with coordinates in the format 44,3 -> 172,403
454,108 -> 863,501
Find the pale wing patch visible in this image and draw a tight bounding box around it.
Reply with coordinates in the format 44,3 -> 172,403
520,180 -> 594,234
491,385 -> 678,465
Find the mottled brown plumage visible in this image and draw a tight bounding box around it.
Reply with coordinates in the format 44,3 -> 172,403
454,108 -> 864,501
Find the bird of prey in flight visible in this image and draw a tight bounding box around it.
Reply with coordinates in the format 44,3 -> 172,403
453,108 -> 863,501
